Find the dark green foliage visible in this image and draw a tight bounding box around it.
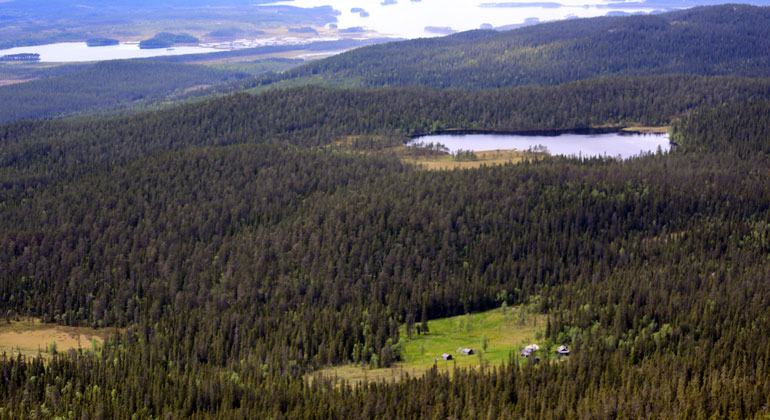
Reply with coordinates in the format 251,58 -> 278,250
265,5 -> 770,89
0,63 -> 89,81
674,100 -> 770,157
86,38 -> 119,47
0,60 -> 250,123
2,74 -> 768,183
2,75 -> 770,417
2,142 -> 770,418
139,33 -> 199,49
2,29 -> 770,417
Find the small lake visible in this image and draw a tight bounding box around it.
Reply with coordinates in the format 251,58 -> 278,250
408,131 -> 671,159
0,42 -> 220,63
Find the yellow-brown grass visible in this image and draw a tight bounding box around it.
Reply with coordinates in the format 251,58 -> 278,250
401,149 -> 542,170
621,126 -> 670,134
0,318 -> 114,358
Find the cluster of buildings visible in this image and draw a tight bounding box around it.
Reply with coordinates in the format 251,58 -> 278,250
438,344 -> 570,361
520,344 -> 570,358
441,347 -> 475,360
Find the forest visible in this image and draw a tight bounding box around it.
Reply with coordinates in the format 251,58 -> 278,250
0,38 -> 391,125
1,5 -> 770,419
0,60 -> 256,124
255,4 -> 770,90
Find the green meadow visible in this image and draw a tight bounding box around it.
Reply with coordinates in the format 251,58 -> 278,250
311,305 -> 553,385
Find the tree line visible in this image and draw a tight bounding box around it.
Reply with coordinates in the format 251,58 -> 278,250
256,5 -> 770,90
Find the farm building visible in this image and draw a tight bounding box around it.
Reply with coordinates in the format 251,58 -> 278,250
459,347 -> 474,355
442,353 -> 453,360
520,344 -> 540,358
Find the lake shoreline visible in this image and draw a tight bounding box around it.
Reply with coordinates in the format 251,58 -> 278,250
408,130 -> 671,159
411,126 -> 669,138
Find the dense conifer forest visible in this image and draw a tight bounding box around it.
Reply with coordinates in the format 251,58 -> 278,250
2,6 -> 770,419
0,61 -> 251,124
257,4 -> 770,90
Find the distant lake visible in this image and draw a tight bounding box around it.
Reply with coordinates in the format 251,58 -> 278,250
0,43 -> 219,63
409,131 -> 671,159
267,0 -> 662,38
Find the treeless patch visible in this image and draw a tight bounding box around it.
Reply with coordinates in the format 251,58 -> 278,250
621,126 -> 670,134
0,78 -> 36,86
0,319 -> 113,358
308,306 -> 549,386
401,149 -> 543,170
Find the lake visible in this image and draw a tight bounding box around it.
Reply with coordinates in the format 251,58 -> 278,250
408,131 -> 671,159
267,0 -> 662,38
0,0 -> 666,62
0,42 -> 220,63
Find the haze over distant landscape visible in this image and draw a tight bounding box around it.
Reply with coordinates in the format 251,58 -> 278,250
266,0 -> 675,37
3,0 -> 770,52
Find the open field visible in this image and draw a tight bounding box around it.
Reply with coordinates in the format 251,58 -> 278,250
401,148 -> 543,170
621,126 -> 670,134
0,318 -> 114,358
310,305 -> 551,385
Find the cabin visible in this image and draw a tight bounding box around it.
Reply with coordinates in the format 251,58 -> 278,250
520,344 -> 540,358
460,347 -> 474,355
557,345 -> 570,356
442,353 -> 453,360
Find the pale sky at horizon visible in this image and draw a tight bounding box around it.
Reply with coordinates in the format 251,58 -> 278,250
267,0 -> 659,38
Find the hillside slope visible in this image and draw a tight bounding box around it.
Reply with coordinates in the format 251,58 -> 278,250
260,5 -> 770,89
0,60 -> 250,123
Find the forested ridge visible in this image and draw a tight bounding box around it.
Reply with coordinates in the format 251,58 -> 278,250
0,60 -> 252,124
3,74 -> 770,190
3,6 -> 770,419
252,4 -> 770,90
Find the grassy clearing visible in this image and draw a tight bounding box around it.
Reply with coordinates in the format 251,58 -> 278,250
0,318 -> 114,358
621,126 -> 670,134
400,148 -> 543,170
310,305 -> 550,385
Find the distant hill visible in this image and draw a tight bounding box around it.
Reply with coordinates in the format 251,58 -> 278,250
138,33 -> 199,49
0,60 -> 249,123
266,5 -> 770,89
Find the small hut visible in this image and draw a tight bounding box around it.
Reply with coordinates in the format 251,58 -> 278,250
557,345 -> 570,356
442,353 -> 453,360
521,344 -> 540,358
460,348 -> 474,355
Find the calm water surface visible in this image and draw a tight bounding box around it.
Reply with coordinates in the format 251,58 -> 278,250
0,42 -> 219,63
409,132 -> 671,159
267,0 -> 661,38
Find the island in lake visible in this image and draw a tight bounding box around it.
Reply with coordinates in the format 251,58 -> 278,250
139,32 -> 200,49
86,38 -> 119,47
0,53 -> 40,62
425,26 -> 457,35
